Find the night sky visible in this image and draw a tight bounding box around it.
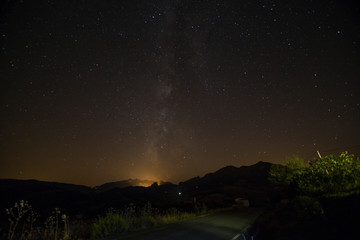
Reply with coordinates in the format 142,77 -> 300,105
1,0 -> 360,186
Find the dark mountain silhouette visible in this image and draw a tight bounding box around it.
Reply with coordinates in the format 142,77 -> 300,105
178,161 -> 274,208
0,179 -> 94,218
95,178 -> 156,192
0,179 -> 92,193
0,161 -> 277,223
182,161 -> 272,187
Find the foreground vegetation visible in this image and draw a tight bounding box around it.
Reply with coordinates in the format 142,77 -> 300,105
250,151 -> 360,240
3,201 -> 207,240
4,200 -> 72,240
269,151 -> 360,197
5,151 -> 359,239
91,202 -> 202,238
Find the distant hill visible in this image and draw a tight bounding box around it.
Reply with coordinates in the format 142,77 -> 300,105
95,179 -> 156,192
182,161 -> 272,187
0,179 -> 95,220
0,179 -> 92,193
178,161 -> 275,207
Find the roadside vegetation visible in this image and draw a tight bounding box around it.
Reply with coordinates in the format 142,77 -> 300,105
250,151 -> 360,240
4,200 -> 72,240
91,202 -> 204,238
269,151 -> 360,197
3,200 -> 207,240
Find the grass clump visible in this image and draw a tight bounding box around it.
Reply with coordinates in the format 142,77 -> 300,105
156,212 -> 195,225
91,211 -> 128,238
156,208 -> 196,225
133,215 -> 157,229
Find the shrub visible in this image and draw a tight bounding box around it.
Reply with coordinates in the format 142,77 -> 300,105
269,155 -> 306,193
270,152 -> 360,197
91,212 -> 128,238
292,152 -> 360,196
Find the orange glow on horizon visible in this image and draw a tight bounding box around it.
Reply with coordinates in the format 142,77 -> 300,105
137,180 -> 154,187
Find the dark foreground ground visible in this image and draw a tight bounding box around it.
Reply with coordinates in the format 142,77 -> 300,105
105,207 -> 263,240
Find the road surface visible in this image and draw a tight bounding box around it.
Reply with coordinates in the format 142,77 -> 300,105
108,207 -> 262,240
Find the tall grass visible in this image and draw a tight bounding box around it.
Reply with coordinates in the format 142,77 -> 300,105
4,200 -> 202,239
156,212 -> 195,225
91,212 -> 129,238
90,202 -> 198,238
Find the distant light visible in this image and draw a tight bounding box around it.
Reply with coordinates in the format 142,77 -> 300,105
178,191 -> 182,196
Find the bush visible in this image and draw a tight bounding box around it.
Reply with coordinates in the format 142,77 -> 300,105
270,152 -> 360,197
269,156 -> 306,185
292,152 -> 360,196
91,212 -> 128,238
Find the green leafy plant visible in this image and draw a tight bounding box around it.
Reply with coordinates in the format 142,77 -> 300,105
292,151 -> 360,196
269,155 -> 306,190
270,152 -> 360,197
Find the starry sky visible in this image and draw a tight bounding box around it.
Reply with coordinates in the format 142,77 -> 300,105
1,0 -> 360,186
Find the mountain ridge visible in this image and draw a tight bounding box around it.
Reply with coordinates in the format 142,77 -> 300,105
0,161 -> 277,220
94,178 -> 156,191
1,161 -> 272,190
